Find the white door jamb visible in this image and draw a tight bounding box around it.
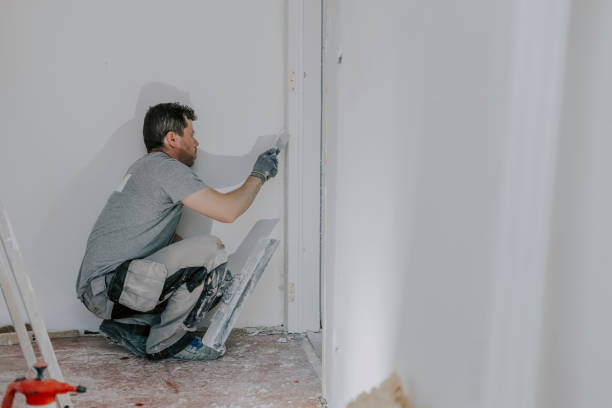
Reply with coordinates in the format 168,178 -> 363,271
286,0 -> 322,333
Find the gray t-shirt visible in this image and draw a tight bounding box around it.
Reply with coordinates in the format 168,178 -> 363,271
76,152 -> 206,297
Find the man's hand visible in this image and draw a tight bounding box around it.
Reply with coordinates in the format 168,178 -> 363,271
250,148 -> 280,183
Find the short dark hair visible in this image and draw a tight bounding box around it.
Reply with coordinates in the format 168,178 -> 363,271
143,102 -> 197,152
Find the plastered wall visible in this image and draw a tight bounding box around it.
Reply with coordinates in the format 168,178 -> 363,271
323,1 -> 513,406
0,0 -> 286,331
323,1 -> 611,407
538,1 -> 612,406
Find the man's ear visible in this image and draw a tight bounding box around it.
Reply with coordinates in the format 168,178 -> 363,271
164,131 -> 178,149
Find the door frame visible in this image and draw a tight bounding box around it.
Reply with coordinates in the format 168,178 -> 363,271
286,0 -> 322,334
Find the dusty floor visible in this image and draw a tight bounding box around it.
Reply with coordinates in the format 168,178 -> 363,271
0,329 -> 322,408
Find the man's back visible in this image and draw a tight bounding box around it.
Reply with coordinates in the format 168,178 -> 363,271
76,152 -> 206,297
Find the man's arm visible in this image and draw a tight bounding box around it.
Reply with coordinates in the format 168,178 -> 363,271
181,176 -> 263,223
181,147 -> 279,223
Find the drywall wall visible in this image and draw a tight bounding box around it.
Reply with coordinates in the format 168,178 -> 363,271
0,0 -> 286,331
323,0 -> 514,406
323,0 -> 611,407
538,1 -> 612,406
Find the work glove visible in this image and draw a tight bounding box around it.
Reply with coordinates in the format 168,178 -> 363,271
250,147 -> 280,183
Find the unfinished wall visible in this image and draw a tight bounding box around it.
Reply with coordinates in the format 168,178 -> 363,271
0,0 -> 286,331
324,0 -> 612,407
323,0 -> 513,406
538,1 -> 612,406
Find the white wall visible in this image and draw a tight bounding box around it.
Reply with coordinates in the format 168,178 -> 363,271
324,0 -> 612,406
538,1 -> 612,407
0,0 -> 286,331
323,0 -> 514,406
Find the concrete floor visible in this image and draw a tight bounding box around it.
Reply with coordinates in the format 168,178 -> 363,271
0,329 -> 322,408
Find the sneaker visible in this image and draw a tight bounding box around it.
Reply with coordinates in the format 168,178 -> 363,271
171,336 -> 226,361
99,320 -> 148,357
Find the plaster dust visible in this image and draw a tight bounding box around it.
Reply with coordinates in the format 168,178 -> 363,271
0,329 -> 321,408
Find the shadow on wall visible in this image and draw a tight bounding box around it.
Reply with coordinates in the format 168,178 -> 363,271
30,82 -> 276,328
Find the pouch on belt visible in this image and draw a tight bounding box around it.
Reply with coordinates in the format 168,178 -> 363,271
107,259 -> 168,312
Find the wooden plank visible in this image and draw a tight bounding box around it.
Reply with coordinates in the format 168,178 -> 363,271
0,329 -> 81,346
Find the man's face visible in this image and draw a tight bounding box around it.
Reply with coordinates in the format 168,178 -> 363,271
176,119 -> 199,167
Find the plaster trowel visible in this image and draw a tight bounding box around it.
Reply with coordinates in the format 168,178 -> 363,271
200,219 -> 280,355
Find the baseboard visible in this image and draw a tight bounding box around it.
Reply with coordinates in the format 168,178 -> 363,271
0,329 -> 81,346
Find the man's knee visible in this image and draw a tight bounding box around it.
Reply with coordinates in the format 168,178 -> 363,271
192,234 -> 224,249
180,234 -> 224,250
192,235 -> 227,273
148,234 -> 228,280
214,235 -> 224,249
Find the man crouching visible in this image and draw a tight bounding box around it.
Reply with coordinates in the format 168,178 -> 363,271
76,102 -> 279,360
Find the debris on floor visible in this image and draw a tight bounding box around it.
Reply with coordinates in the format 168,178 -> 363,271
244,325 -> 287,336
0,328 -> 322,408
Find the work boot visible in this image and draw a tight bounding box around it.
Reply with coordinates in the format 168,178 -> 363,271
99,320 -> 148,357
170,336 -> 226,361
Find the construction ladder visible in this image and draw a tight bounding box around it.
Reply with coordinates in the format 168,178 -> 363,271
0,203 -> 72,408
